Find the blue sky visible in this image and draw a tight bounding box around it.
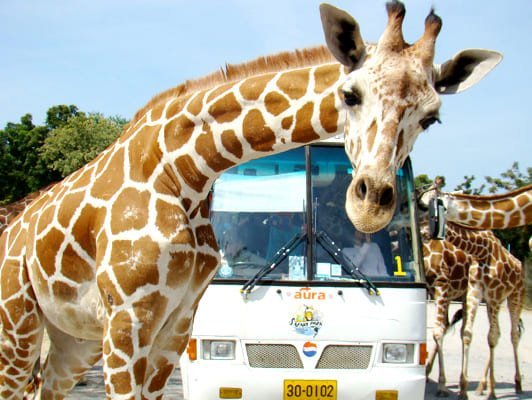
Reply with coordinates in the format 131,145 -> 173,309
1,0 -> 530,190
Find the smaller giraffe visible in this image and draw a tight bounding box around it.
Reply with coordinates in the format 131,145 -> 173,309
447,223 -> 525,400
423,234 -> 472,397
419,184 -> 529,399
440,184 -> 532,229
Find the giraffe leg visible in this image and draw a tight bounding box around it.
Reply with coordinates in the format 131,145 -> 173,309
478,302 -> 501,399
459,273 -> 482,400
37,322 -> 101,400
0,254 -> 45,400
428,291 -> 451,397
141,305 -> 195,400
507,292 -> 524,394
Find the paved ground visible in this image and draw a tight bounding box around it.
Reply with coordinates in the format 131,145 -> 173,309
65,302 -> 531,399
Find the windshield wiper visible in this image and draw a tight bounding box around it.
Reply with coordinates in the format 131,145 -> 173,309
241,232 -> 306,299
316,230 -> 380,296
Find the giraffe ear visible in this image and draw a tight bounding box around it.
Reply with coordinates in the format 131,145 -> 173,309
434,49 -> 503,94
319,3 -> 366,69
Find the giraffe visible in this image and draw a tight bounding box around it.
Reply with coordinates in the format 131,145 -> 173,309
440,184 -> 532,229
419,184 -> 530,399
0,2 -> 502,399
0,185 -> 54,234
423,235 -> 473,397
449,223 -> 525,400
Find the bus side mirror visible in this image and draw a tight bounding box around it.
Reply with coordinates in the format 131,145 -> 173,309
428,198 -> 446,240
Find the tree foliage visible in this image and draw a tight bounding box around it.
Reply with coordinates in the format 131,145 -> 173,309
0,105 -> 127,205
40,113 -> 125,176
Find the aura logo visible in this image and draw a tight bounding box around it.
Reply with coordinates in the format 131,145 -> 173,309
293,287 -> 328,300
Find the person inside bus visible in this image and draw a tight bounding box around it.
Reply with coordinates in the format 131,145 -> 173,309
221,227 -> 267,278
342,230 -> 388,277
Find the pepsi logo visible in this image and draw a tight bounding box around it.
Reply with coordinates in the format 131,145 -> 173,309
302,341 -> 317,357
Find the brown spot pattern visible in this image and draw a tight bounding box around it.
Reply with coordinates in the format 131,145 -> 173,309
36,228 -> 65,277
133,357 -> 147,385
166,251 -> 195,287
109,311 -> 133,357
133,291 -> 168,348
186,91 -> 206,116
314,65 -> 341,94
208,92 -> 242,124
264,92 -> 290,116
110,237 -> 160,296
57,192 -> 84,229
277,69 -> 309,100
174,155 -> 209,193
110,188 -> 150,234
164,115 -> 195,153
319,93 -> 338,133
72,203 -> 102,260
195,124 -> 235,172
129,124 -> 162,183
91,149 -> 125,201
239,75 -> 271,101
155,199 -> 188,239
242,109 -> 276,152
52,281 -> 77,301
291,102 -> 319,143
61,244 -> 94,283
221,130 -> 243,159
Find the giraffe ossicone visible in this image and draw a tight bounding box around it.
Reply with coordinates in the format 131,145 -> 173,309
0,2 -> 502,398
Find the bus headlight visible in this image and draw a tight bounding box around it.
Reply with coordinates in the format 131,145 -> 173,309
382,343 -> 414,363
202,340 -> 236,360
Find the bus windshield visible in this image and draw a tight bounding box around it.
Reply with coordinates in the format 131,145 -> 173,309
211,144 -> 423,284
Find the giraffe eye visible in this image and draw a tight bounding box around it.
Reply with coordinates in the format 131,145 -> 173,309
420,115 -> 441,130
343,90 -> 362,107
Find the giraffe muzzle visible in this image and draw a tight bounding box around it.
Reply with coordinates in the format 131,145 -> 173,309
346,174 -> 396,233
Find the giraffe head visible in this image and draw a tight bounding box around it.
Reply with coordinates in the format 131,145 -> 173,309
320,2 -> 501,232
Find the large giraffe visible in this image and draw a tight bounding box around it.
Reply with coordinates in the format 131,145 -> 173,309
0,3 -> 502,399
419,184 -> 531,399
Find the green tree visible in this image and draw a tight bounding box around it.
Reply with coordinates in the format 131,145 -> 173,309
454,175 -> 484,194
484,162 -> 532,193
0,114 -> 60,204
414,173 -> 433,189
40,113 -> 126,177
45,105 -> 82,130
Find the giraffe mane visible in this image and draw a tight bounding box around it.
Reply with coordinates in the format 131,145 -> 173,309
130,45 -> 336,124
444,184 -> 532,201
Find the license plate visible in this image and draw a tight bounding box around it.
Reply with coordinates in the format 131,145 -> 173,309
283,379 -> 337,400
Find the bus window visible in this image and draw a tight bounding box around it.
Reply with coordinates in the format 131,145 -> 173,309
211,147 -> 307,280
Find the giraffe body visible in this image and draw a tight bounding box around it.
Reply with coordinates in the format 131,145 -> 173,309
420,185 -> 529,399
0,2 -> 502,398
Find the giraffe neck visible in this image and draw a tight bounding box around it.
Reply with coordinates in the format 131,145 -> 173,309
442,184 -> 532,229
121,60 -> 347,211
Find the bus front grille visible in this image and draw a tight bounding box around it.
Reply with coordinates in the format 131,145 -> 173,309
246,344 -> 303,368
316,345 -> 373,369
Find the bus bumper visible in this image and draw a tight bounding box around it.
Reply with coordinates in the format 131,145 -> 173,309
181,363 -> 425,400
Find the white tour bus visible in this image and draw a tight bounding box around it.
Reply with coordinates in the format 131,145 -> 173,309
180,138 -> 427,400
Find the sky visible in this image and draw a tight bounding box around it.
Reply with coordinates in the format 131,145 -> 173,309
1,0 -> 530,191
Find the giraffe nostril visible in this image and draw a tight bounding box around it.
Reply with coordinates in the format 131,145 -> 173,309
356,180 -> 367,201
379,186 -> 394,207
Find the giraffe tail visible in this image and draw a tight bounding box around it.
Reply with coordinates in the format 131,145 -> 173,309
450,308 -> 464,327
